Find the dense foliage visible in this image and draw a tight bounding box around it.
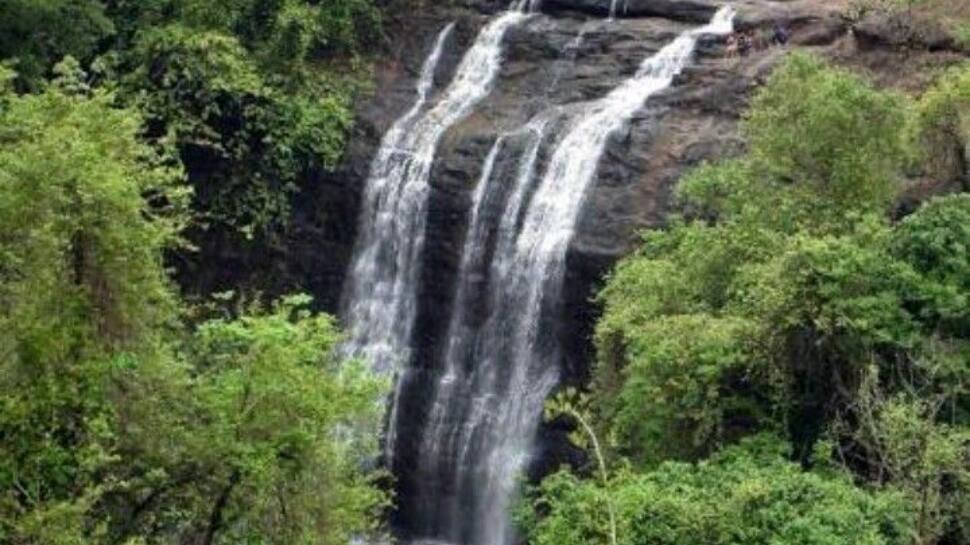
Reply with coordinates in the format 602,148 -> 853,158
523,55 -> 969,545
0,66 -> 387,545
911,64 -> 970,185
521,436 -> 917,545
0,1 -> 114,90
2,2 -> 968,544
0,0 -> 378,239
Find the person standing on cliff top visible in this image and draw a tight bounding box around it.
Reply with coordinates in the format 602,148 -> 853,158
738,31 -> 753,56
773,23 -> 790,45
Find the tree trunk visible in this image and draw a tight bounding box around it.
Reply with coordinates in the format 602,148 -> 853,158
203,470 -> 241,545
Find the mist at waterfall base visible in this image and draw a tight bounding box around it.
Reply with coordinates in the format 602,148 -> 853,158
340,3 -> 735,545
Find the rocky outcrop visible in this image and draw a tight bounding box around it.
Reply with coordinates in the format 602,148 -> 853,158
327,2 -> 853,539
545,0 -> 721,21
185,0 -> 964,539
853,11 -> 966,53
286,0 -> 849,316
544,0 -> 845,28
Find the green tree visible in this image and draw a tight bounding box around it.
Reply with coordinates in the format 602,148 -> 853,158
1,0 -> 380,240
832,369 -> 968,545
582,53 -> 969,545
106,296 -> 389,545
0,66 -> 389,545
122,23 -> 354,235
520,436 -> 917,545
681,53 -> 909,233
0,1 -> 115,90
594,54 -> 921,466
890,194 -> 970,338
0,62 -> 187,542
111,1 -> 364,237
911,64 -> 970,188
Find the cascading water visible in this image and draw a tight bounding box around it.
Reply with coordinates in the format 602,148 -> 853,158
609,0 -> 621,19
344,21 -> 452,466
417,115 -> 554,543
342,2 -> 734,544
411,6 -> 735,545
341,3 -> 531,465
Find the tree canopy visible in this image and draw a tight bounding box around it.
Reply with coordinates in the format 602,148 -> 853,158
0,0 -> 379,239
0,62 -> 388,545
523,55 -> 969,545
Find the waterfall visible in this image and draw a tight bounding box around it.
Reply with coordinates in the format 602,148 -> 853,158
547,23 -> 593,96
342,2 -> 734,544
341,20 -> 452,467
412,7 -> 735,545
341,3 -> 530,464
418,116 -> 553,542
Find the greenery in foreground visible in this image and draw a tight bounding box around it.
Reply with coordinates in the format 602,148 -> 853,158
2,2 -> 968,545
522,55 -> 969,545
0,63 -> 388,544
0,2 -> 390,543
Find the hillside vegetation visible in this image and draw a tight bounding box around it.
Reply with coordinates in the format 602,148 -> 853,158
0,2 -> 967,545
0,2 -> 389,544
523,54 -> 969,545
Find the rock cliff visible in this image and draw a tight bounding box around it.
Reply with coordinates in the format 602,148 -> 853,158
179,1 -> 966,539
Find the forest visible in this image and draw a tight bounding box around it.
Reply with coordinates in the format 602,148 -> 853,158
525,53 -> 970,545
0,1 -> 967,545
1,1 -> 388,543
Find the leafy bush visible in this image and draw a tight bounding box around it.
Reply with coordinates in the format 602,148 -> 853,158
0,60 -> 188,358
603,313 -> 771,465
831,370 -> 969,545
596,54 -> 916,464
585,53 -> 968,545
0,71 -> 387,545
520,436 -> 917,545
891,194 -> 970,333
1,0 -> 377,238
0,0 -> 114,89
124,24 -> 353,235
739,53 -> 909,231
911,64 -> 970,185
103,296 -> 390,545
0,69 -> 185,542
175,0 -> 380,55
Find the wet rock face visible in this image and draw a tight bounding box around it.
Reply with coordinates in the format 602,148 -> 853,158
172,0 -> 968,541
186,4 -> 847,312
342,0 -> 856,536
299,0 -> 854,538
545,0 -> 846,28
545,0 -> 720,21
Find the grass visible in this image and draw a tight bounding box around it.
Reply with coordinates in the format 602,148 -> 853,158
905,0 -> 970,45
845,0 -> 970,48
954,23 -> 970,48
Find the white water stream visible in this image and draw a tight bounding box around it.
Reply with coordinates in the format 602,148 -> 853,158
343,4 -> 734,545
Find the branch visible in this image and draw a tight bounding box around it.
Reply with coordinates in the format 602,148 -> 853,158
203,469 -> 241,545
566,407 -> 617,545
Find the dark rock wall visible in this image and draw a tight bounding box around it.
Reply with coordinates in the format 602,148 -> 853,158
349,2 -> 855,538
174,0 -> 967,538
